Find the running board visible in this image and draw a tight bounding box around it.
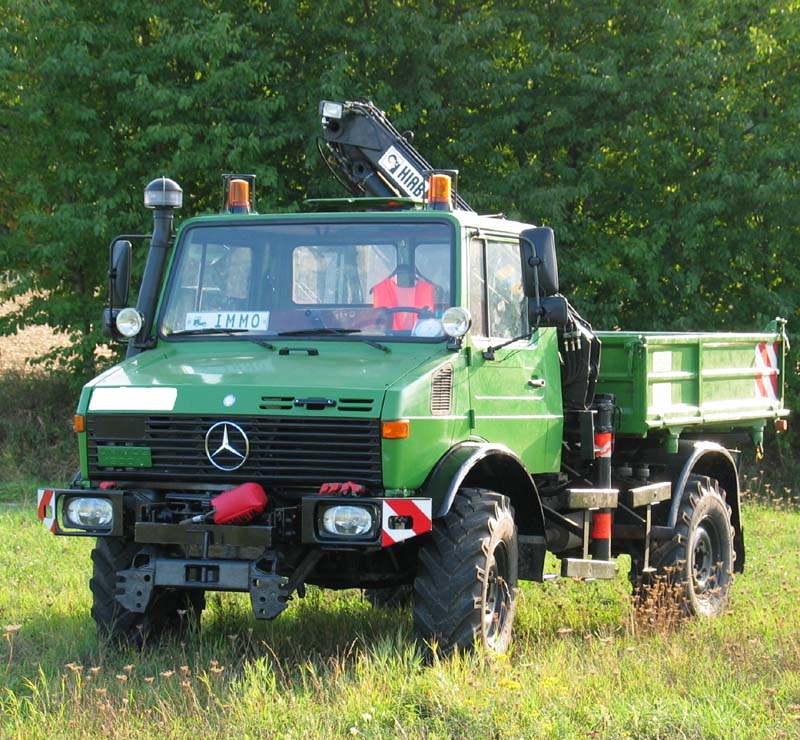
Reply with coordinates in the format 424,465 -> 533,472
560,557 -> 617,580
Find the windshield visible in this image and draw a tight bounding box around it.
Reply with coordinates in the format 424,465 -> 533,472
159,220 -> 455,340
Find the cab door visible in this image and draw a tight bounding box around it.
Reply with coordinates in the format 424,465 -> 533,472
466,236 -> 563,474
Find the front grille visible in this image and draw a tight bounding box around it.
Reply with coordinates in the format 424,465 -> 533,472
87,415 -> 382,490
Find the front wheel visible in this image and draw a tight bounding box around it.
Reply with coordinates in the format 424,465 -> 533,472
90,538 -> 204,647
645,475 -> 735,617
413,488 -> 518,655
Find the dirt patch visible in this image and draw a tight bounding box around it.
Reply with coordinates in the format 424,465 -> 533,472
0,296 -> 68,372
0,325 -> 68,372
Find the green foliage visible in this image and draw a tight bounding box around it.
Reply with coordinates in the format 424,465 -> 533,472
1,0 -> 799,374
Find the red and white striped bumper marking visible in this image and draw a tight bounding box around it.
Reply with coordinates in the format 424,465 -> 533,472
755,342 -> 780,400
37,488 -> 57,533
381,498 -> 432,547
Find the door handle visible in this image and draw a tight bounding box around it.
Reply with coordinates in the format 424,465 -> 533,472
528,378 -> 546,388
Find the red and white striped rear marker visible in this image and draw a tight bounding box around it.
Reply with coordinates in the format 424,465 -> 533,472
755,341 -> 780,401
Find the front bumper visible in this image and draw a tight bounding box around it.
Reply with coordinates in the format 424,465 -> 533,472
37,488 -> 432,548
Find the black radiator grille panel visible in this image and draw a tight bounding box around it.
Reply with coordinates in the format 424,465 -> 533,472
87,415 -> 382,488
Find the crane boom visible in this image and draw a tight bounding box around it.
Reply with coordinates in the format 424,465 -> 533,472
318,99 -> 473,211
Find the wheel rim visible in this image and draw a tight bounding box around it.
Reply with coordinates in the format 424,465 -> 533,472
483,540 -> 511,647
692,521 -> 718,593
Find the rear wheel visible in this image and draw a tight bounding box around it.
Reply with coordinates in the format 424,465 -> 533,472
413,488 -> 518,655
90,538 -> 204,647
641,475 -> 735,617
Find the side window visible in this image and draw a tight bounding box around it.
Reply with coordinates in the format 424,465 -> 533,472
468,239 -> 487,336
486,240 -> 527,339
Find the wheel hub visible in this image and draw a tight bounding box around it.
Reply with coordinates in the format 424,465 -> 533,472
692,524 -> 715,591
483,542 -> 511,645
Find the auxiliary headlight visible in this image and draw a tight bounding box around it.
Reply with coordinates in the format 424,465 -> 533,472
65,497 -> 114,529
321,505 -> 374,537
115,307 -> 144,338
441,306 -> 472,339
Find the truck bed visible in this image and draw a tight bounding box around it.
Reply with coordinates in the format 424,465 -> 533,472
594,327 -> 788,440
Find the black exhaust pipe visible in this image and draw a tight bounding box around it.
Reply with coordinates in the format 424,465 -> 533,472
127,177 -> 182,357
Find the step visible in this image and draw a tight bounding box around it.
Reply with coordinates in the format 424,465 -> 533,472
566,488 -> 618,510
622,481 -> 671,508
560,557 -> 618,580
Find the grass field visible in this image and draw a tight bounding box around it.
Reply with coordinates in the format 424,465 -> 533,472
1,332 -> 799,738
1,497 -> 798,739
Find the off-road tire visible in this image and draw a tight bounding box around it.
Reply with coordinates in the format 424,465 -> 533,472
413,488 -> 518,655
90,538 -> 204,647
638,475 -> 735,617
364,585 -> 413,609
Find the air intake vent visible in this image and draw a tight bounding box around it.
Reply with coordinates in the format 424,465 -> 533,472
260,396 -> 294,410
431,365 -> 453,415
337,397 -> 375,413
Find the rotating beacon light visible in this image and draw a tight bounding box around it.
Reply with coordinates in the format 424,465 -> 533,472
426,170 -> 458,211
223,174 -> 256,214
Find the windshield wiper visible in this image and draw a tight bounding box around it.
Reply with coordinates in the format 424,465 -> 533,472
360,338 -> 390,353
168,327 -> 275,350
278,327 -> 389,352
277,328 -> 361,336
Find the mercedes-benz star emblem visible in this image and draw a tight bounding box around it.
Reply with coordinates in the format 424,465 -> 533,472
204,421 -> 250,471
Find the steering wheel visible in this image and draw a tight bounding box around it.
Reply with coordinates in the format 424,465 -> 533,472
381,306 -> 428,317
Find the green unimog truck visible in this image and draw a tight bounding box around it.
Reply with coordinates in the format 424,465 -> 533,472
37,100 -> 788,653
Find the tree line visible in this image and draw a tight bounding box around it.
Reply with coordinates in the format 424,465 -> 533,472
1,1 -> 798,384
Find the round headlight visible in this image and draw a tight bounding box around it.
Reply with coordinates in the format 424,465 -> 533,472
322,505 -> 373,537
115,307 -> 144,338
441,307 -> 472,338
66,497 -> 113,528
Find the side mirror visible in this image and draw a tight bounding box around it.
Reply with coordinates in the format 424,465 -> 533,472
520,227 -> 559,298
109,239 -> 132,308
531,295 -> 569,328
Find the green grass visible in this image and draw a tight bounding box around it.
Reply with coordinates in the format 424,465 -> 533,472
2,371 -> 800,738
2,501 -> 799,739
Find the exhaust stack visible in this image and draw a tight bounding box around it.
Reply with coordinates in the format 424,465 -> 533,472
127,177 -> 182,356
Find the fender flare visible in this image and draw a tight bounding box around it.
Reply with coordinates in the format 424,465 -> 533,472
667,441 -> 744,572
421,441 -> 546,538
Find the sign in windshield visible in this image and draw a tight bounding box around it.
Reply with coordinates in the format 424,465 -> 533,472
160,221 -> 454,340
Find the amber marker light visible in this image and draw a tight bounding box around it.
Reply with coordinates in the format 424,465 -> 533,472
228,178 -> 251,213
382,420 -> 410,439
73,415 -> 85,433
427,174 -> 453,211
